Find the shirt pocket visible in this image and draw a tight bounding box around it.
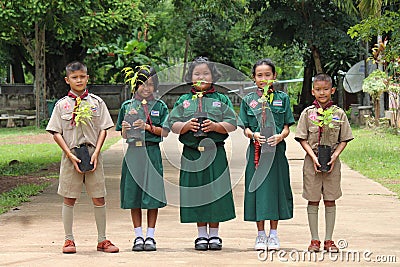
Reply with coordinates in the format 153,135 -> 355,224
149,109 -> 162,125
328,127 -> 340,144
271,106 -> 285,129
61,112 -> 74,130
308,125 -> 320,149
246,107 -> 262,130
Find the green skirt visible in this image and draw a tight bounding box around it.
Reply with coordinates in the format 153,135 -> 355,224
179,145 -> 236,223
120,144 -> 167,209
244,141 -> 293,221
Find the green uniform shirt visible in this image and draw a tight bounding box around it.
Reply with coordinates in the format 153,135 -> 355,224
116,98 -> 170,143
169,92 -> 237,147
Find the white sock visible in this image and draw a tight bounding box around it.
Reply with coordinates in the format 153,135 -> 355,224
62,203 -> 74,241
146,227 -> 155,239
197,226 -> 208,238
94,204 -> 106,243
209,227 -> 219,238
258,230 -> 267,237
269,229 -> 278,237
134,226 -> 143,238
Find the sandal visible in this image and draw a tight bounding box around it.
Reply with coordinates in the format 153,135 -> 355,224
132,236 -> 145,251
144,237 -> 157,251
194,237 -> 208,251
208,236 -> 222,250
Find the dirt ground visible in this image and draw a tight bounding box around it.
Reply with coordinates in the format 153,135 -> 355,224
0,128 -> 120,194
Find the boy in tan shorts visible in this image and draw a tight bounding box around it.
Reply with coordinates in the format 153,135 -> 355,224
295,73 -> 353,253
46,61 -> 119,254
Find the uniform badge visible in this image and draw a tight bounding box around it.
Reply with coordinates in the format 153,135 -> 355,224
183,100 -> 190,109
63,102 -> 71,110
91,106 -> 98,112
212,101 -> 221,107
151,110 -> 160,116
249,100 -> 258,108
273,100 -> 283,106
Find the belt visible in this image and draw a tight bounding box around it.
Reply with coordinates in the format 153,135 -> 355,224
129,140 -> 159,147
186,142 -> 224,152
77,143 -> 94,148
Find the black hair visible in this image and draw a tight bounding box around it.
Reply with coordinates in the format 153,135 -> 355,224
184,56 -> 222,83
65,61 -> 87,76
251,58 -> 276,77
135,65 -> 159,91
313,73 -> 332,86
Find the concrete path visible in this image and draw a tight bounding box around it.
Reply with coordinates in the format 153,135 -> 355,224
1,130 -> 399,266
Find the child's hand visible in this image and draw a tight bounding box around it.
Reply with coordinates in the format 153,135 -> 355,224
254,132 -> 266,144
133,119 -> 146,129
121,120 -> 131,130
89,151 -> 99,172
312,155 -> 322,173
185,118 -> 200,133
267,134 -> 283,147
202,119 -> 217,133
67,152 -> 83,174
327,153 -> 339,173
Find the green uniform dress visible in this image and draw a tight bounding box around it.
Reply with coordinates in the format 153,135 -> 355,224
239,90 -> 295,221
169,90 -> 237,223
116,98 -> 169,209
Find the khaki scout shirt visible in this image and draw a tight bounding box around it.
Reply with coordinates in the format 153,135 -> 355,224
295,105 -> 353,153
46,92 -> 114,149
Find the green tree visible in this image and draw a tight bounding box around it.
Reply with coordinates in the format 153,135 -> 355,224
248,0 -> 361,107
0,0 -> 146,124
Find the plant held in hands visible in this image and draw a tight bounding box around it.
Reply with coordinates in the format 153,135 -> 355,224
308,106 -> 343,172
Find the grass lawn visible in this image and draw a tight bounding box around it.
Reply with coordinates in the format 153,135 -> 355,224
0,126 -> 120,214
340,127 -> 400,198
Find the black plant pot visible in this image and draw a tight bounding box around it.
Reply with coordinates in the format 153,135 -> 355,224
318,145 -> 332,172
193,112 -> 208,137
260,125 -> 274,153
124,113 -> 143,140
73,145 -> 94,173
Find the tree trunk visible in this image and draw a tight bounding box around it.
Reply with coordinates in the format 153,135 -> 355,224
374,98 -> 380,126
181,33 -> 190,82
11,46 -> 25,83
34,22 -> 46,127
311,45 -> 323,74
299,59 -> 314,109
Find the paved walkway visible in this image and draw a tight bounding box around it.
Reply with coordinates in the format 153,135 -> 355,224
1,130 -> 399,266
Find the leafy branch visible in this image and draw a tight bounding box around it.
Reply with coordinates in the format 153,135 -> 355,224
122,65 -> 151,93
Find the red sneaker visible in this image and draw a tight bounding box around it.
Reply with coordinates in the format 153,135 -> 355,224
62,239 -> 76,254
324,240 -> 339,253
97,239 -> 119,253
308,240 -> 321,252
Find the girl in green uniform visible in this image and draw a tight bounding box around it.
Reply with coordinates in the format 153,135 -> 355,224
169,57 -> 237,250
116,66 -> 169,252
239,59 -> 295,251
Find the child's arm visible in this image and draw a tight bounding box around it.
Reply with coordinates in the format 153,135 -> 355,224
267,124 -> 290,147
299,139 -> 321,172
90,129 -> 107,172
327,141 -> 348,173
52,132 -> 83,174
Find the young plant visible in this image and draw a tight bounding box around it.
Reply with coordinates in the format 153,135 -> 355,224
309,106 -> 343,145
122,65 -> 151,94
191,80 -> 208,100
73,98 -> 94,126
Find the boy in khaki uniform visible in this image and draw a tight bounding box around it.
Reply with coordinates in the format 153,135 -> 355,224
295,73 -> 353,253
46,62 -> 119,254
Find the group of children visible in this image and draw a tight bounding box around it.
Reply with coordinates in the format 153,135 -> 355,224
46,58 -> 353,254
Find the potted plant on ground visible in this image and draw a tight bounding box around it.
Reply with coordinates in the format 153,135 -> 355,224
309,107 -> 343,172
72,98 -> 95,172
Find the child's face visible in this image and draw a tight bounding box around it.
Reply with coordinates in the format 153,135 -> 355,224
65,70 -> 89,94
312,80 -> 336,105
136,77 -> 155,99
192,63 -> 212,91
253,64 -> 276,89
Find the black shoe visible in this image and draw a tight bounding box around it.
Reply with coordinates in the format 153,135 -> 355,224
208,236 -> 222,250
132,237 -> 145,251
194,237 -> 208,251
144,237 -> 157,251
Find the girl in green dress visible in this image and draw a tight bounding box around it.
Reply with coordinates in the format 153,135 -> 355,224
169,57 -> 237,250
239,59 -> 295,251
116,66 -> 169,252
